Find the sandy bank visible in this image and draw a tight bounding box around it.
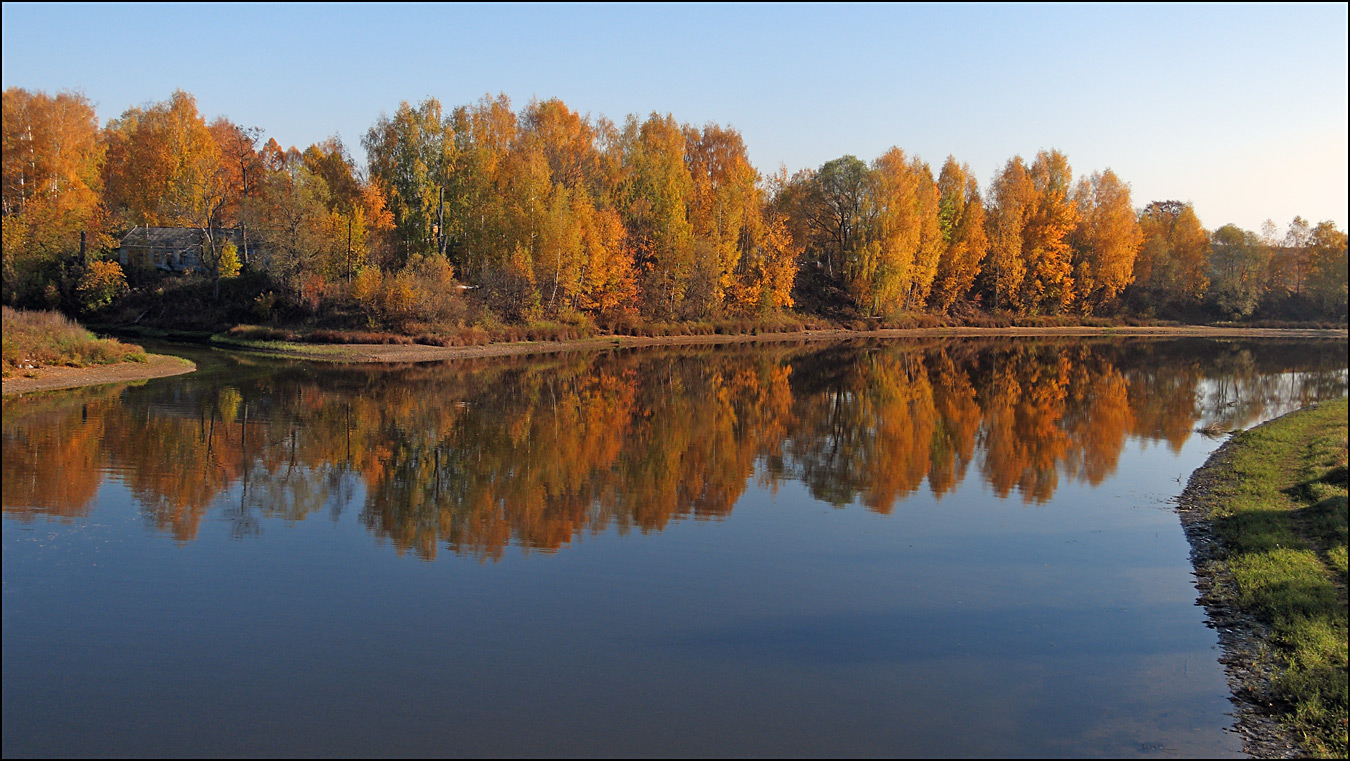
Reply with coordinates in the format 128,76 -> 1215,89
2,353 -> 196,396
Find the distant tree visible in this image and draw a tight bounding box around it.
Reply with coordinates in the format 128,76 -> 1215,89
447,94 -> 519,279
207,118 -> 262,265
1207,224 -> 1269,318
850,147 -> 940,316
1133,201 -> 1209,305
576,201 -> 638,318
1069,169 -> 1142,313
520,98 -> 602,194
619,113 -> 695,318
216,241 -> 241,280
684,122 -> 759,315
792,155 -> 870,282
1023,149 -> 1079,313
930,157 -> 987,313
103,91 -> 240,297
362,98 -> 457,264
102,90 -> 223,230
1279,216 -> 1313,297
1304,220 -> 1348,319
982,156 -> 1035,312
1,88 -> 107,306
256,161 -> 331,296
737,167 -> 800,314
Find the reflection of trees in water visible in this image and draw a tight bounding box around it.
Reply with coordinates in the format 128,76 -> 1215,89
1,385 -> 121,523
2,338 -> 1345,557
1197,347 -> 1347,431
782,349 -> 940,512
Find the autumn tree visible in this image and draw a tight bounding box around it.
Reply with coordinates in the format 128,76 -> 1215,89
848,148 -> 941,316
103,91 -> 224,229
929,157 -> 987,313
207,118 -> 262,265
362,97 -> 457,265
1,88 -> 107,306
102,90 -> 240,296
1256,219 -> 1287,303
682,123 -> 750,314
981,156 -> 1035,312
302,137 -> 383,281
1069,169 -> 1142,313
734,168 -> 799,313
1133,200 -> 1210,305
532,184 -> 586,313
617,113 -> 695,318
575,202 -> 637,318
1303,221 -> 1348,319
518,98 -> 610,313
1022,149 -> 1079,313
683,123 -> 797,316
255,158 -> 331,298
447,94 -> 519,280
520,98 -> 602,195
1286,217 -> 1315,295
74,259 -> 128,313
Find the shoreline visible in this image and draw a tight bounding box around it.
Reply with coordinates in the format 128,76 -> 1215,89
1174,401 -> 1348,759
212,324 -> 1347,364
2,325 -> 1343,395
2,353 -> 196,397
1176,434 -> 1303,759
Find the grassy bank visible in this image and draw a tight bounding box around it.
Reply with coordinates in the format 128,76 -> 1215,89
1190,398 -> 1348,757
2,307 -> 147,378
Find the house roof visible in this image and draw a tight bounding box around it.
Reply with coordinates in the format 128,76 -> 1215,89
119,227 -> 250,251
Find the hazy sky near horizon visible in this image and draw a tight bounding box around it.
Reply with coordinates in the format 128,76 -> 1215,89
4,2 -> 1346,233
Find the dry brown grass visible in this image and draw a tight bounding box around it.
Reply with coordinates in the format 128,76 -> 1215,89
2,307 -> 146,377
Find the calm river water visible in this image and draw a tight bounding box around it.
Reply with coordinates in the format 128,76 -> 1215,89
3,336 -> 1347,757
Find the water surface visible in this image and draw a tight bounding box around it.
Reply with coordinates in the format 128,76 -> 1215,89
4,336 -> 1346,757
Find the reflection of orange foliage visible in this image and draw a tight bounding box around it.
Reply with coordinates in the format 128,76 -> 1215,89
104,403 -> 249,541
979,347 -> 1071,503
861,354 -> 937,514
5,339 -> 1339,558
927,352 -> 981,499
1126,361 -> 1201,453
1,396 -> 109,521
1063,357 -> 1134,485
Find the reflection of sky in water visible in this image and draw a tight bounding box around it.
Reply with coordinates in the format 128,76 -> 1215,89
3,338 -> 1345,757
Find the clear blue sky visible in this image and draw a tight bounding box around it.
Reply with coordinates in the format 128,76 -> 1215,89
4,2 -> 1346,233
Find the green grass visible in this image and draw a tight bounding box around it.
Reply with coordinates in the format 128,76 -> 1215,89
207,332 -> 352,359
1205,397 -> 1348,757
2,307 -> 147,377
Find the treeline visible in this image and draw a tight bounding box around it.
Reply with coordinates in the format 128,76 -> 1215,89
5,340 -> 1345,557
3,87 -> 1347,330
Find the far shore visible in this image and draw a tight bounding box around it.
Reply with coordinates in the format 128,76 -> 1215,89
3,324 -> 1344,396
213,324 -> 1348,363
